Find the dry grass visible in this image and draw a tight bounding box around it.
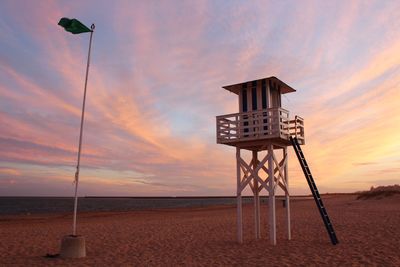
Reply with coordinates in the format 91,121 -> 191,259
357,184 -> 400,200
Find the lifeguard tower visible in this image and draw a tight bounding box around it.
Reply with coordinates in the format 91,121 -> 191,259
216,76 -> 338,245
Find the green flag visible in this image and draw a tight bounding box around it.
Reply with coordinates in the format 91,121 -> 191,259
58,17 -> 92,34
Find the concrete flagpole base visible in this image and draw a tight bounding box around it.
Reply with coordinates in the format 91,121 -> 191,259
60,235 -> 86,258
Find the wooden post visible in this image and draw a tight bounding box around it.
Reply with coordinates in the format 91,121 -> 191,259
268,145 -> 276,245
253,150 -> 261,239
236,148 -> 243,243
284,147 -> 291,240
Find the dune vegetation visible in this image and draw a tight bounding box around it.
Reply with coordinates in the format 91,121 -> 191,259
357,185 -> 400,200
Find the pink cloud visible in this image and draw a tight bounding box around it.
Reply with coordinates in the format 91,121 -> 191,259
1,1 -> 400,196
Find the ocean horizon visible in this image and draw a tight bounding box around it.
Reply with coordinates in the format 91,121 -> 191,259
0,195 -> 335,216
0,195 -> 325,216
0,196 -> 256,215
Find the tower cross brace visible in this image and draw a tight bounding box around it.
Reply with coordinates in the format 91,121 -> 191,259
236,144 -> 290,244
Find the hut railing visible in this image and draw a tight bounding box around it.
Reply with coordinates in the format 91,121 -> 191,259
216,108 -> 305,144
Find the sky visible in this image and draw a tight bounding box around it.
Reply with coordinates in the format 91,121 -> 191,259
0,0 -> 399,196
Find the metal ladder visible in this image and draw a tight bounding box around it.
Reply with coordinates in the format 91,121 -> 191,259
290,136 -> 339,245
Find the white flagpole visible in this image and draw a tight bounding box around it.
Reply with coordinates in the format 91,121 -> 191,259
72,23 -> 95,236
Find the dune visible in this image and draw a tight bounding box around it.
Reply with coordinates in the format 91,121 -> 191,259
357,184 -> 400,200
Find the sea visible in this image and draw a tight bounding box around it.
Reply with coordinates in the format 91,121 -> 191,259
0,196 -> 270,216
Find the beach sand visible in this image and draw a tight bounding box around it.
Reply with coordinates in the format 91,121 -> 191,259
0,194 -> 399,266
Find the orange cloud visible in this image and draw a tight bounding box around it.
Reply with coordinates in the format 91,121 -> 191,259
1,0 -> 400,196
0,167 -> 21,176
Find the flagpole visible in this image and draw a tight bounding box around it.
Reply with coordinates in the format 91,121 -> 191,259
72,23 -> 95,236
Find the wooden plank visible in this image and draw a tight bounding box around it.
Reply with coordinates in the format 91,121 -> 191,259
272,153 -> 286,187
236,148 -> 243,244
284,147 -> 291,240
268,144 -> 277,245
253,150 -> 261,239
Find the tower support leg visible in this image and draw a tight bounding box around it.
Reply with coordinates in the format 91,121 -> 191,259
234,144 -> 289,245
236,148 -> 243,243
253,150 -> 261,239
268,145 -> 276,245
284,147 -> 291,240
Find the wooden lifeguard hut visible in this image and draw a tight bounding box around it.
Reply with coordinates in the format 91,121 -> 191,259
216,76 -> 338,245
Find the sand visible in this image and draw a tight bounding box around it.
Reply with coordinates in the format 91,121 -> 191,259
0,194 -> 399,266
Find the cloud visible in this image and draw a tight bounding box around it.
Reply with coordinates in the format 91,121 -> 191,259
0,0 -> 400,196
352,162 -> 377,166
0,167 -> 20,176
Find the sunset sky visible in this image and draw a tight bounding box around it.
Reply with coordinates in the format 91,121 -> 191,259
0,0 -> 399,196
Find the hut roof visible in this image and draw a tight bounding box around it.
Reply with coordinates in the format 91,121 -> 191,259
222,76 -> 296,95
